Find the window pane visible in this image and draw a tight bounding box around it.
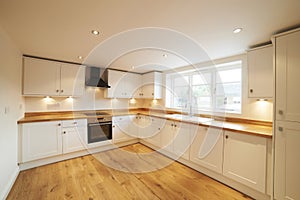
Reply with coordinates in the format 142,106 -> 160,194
215,96 -> 241,112
216,68 -> 241,83
192,85 -> 211,96
216,83 -> 241,96
192,72 -> 211,85
174,76 -> 189,87
192,96 -> 211,109
173,86 -> 189,107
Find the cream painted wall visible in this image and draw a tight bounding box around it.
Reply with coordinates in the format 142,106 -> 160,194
142,54 -> 273,122
24,87 -> 144,112
0,26 -> 24,199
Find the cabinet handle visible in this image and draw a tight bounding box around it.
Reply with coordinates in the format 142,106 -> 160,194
61,89 -> 64,93
58,123 -> 61,126
158,128 -> 160,130
225,135 -> 229,139
174,124 -> 177,128
250,89 -> 253,93
278,127 -> 283,132
56,89 -> 59,93
63,131 -> 66,134
112,125 -> 115,128
171,124 -> 174,127
73,122 -> 77,125
152,93 -> 154,96
278,110 -> 284,115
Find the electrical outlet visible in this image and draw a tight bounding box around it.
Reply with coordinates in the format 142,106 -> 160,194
4,106 -> 10,114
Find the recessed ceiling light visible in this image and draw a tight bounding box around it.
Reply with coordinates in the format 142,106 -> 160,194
78,56 -> 83,60
163,54 -> 168,58
233,28 -> 243,34
91,30 -> 100,35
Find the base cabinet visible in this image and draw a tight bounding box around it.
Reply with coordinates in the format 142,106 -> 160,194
112,116 -> 136,143
223,131 -> 267,193
21,119 -> 87,163
61,120 -> 86,154
190,126 -> 224,174
21,121 -> 63,162
274,121 -> 300,200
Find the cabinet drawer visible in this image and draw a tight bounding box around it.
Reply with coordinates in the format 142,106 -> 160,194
62,119 -> 87,127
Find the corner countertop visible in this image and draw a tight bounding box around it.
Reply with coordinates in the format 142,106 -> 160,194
17,109 -> 272,138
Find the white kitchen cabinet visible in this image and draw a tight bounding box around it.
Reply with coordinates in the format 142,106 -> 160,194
172,121 -> 192,160
275,30 -> 300,122
23,57 -> 85,96
247,45 -> 273,98
141,72 -> 162,99
61,119 -> 86,154
140,116 -> 165,147
274,121 -> 300,200
190,126 -> 224,174
21,121 -> 63,162
60,63 -> 85,96
21,119 -> 87,162
112,115 -> 136,143
106,69 -> 142,98
223,131 -> 267,193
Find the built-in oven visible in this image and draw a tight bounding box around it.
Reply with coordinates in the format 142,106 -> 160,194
87,116 -> 112,144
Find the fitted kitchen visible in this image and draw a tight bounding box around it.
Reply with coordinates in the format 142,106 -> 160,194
0,1 -> 300,200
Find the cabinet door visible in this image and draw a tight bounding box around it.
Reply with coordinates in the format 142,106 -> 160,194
276,30 -> 300,122
60,63 -> 85,96
106,70 -> 124,98
190,126 -> 223,173
22,121 -> 62,162
112,116 -> 135,143
23,57 -> 60,96
61,119 -> 87,154
173,122 -> 191,160
160,120 -> 175,153
223,131 -> 266,192
141,117 -> 163,147
248,45 -> 273,98
274,121 -> 300,200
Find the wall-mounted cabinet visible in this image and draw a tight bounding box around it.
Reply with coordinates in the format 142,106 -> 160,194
247,45 -> 273,98
141,71 -> 162,99
23,57 -> 85,97
105,69 -> 162,99
105,69 -> 142,98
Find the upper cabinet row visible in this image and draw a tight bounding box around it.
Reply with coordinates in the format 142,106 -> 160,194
247,45 -> 273,98
105,69 -> 162,99
23,57 -> 163,99
23,57 -> 85,96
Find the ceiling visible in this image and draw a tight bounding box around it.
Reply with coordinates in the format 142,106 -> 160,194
0,0 -> 299,73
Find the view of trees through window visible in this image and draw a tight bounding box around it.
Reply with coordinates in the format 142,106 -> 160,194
166,60 -> 242,114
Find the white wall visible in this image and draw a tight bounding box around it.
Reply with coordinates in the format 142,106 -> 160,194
143,54 -> 273,122
0,26 -> 24,199
24,88 -> 144,112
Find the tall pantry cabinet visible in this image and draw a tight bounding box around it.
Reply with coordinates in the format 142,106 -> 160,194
274,28 -> 300,200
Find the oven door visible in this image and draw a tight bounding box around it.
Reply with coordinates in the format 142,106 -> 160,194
88,122 -> 112,144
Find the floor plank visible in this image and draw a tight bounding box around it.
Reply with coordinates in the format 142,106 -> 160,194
8,143 -> 252,200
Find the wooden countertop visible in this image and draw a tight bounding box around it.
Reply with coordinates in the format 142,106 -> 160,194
18,109 -> 272,138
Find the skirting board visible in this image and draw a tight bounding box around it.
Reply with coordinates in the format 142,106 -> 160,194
1,166 -> 19,200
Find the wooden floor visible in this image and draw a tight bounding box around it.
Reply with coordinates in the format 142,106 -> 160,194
8,143 -> 252,200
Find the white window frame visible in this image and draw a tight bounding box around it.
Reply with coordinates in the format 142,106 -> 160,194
165,60 -> 242,114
